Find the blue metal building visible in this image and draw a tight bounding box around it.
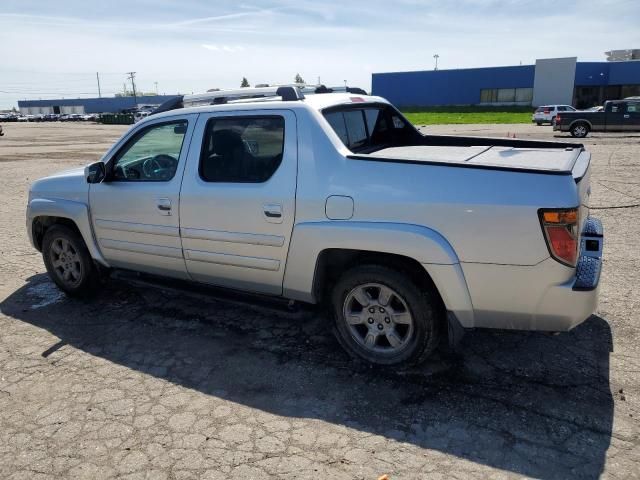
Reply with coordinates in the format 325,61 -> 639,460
18,95 -> 179,115
372,57 -> 640,108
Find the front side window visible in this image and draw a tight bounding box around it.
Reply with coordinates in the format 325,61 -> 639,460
111,120 -> 187,182
199,116 -> 284,183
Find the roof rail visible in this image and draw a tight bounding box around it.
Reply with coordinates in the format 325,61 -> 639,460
151,85 -> 304,116
301,84 -> 369,95
183,85 -> 304,107
150,83 -> 368,116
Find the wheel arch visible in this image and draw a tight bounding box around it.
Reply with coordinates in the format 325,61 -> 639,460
282,221 -> 475,328
569,119 -> 592,130
28,198 -> 108,266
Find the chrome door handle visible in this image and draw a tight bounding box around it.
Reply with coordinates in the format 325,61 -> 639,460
623,114 -> 630,118
157,197 -> 172,215
263,203 -> 283,223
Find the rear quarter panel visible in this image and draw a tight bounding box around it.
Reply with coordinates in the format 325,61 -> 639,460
293,110 -> 580,266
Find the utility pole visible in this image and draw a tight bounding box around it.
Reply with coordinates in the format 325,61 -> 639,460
433,54 -> 439,71
126,71 -> 137,106
154,81 -> 158,95
96,72 -> 102,98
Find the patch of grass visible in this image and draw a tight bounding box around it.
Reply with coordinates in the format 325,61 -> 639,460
401,105 -> 533,125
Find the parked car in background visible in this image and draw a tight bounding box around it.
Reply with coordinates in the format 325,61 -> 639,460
554,99 -> 640,137
17,115 -> 29,122
587,106 -> 604,112
26,86 -> 603,366
133,111 -> 150,123
532,105 -> 576,126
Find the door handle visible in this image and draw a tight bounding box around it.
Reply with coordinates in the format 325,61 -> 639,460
157,197 -> 172,215
263,203 -> 283,223
623,114 -> 630,119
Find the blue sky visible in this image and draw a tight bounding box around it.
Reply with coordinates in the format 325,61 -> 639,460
0,0 -> 638,108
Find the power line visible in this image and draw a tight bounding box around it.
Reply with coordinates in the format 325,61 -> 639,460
126,71 -> 137,106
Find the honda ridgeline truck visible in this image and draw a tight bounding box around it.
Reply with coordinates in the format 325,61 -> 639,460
26,86 -> 604,366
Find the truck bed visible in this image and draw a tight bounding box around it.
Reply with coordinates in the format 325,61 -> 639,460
351,144 -> 583,175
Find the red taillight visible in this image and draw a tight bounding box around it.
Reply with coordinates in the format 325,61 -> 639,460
556,114 -> 561,124
544,109 -> 550,114
539,208 -> 579,267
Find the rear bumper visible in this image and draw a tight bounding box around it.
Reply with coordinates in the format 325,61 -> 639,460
530,216 -> 603,329
461,217 -> 603,332
572,217 -> 603,291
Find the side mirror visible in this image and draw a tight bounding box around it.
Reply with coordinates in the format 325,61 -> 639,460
85,162 -> 106,184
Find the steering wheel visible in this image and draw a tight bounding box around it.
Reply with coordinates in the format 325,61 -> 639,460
142,154 -> 177,179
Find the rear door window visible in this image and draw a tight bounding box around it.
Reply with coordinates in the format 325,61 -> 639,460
199,116 -> 284,183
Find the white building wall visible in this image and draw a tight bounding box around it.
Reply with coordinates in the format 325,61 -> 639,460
532,57 -> 577,106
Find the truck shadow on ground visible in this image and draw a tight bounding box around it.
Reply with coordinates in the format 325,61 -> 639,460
1,274 -> 614,480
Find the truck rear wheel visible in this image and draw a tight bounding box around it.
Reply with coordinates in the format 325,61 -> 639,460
331,265 -> 441,366
571,122 -> 589,138
42,224 -> 99,297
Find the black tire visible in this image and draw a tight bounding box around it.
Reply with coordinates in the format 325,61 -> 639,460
42,224 -> 99,297
331,264 -> 442,366
570,122 -> 590,138
536,122 -> 543,126
551,116 -> 557,127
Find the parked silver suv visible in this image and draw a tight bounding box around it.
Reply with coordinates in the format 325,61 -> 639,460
532,104 -> 576,126
26,86 -> 603,366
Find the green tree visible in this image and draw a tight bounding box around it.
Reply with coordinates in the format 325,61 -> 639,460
240,77 -> 250,88
294,73 -> 305,84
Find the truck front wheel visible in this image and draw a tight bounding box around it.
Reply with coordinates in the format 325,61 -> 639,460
331,265 -> 441,366
42,224 -> 99,296
571,122 -> 590,138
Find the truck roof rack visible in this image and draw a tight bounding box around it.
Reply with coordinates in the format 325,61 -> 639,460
152,85 -> 304,116
151,83 -> 368,116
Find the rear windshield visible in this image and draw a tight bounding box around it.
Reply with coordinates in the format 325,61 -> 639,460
323,105 -> 414,153
536,106 -> 552,112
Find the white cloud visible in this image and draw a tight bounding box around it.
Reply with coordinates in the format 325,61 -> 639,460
201,44 -> 246,52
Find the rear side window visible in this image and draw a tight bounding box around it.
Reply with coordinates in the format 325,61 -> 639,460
323,106 -> 402,152
626,102 -> 639,113
199,116 -> 284,183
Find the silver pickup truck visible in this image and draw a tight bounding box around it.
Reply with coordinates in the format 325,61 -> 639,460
26,86 -> 604,366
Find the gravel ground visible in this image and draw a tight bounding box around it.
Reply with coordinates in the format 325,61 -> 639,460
0,121 -> 638,479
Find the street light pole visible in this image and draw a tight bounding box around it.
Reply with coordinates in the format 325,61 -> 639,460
433,54 -> 439,71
